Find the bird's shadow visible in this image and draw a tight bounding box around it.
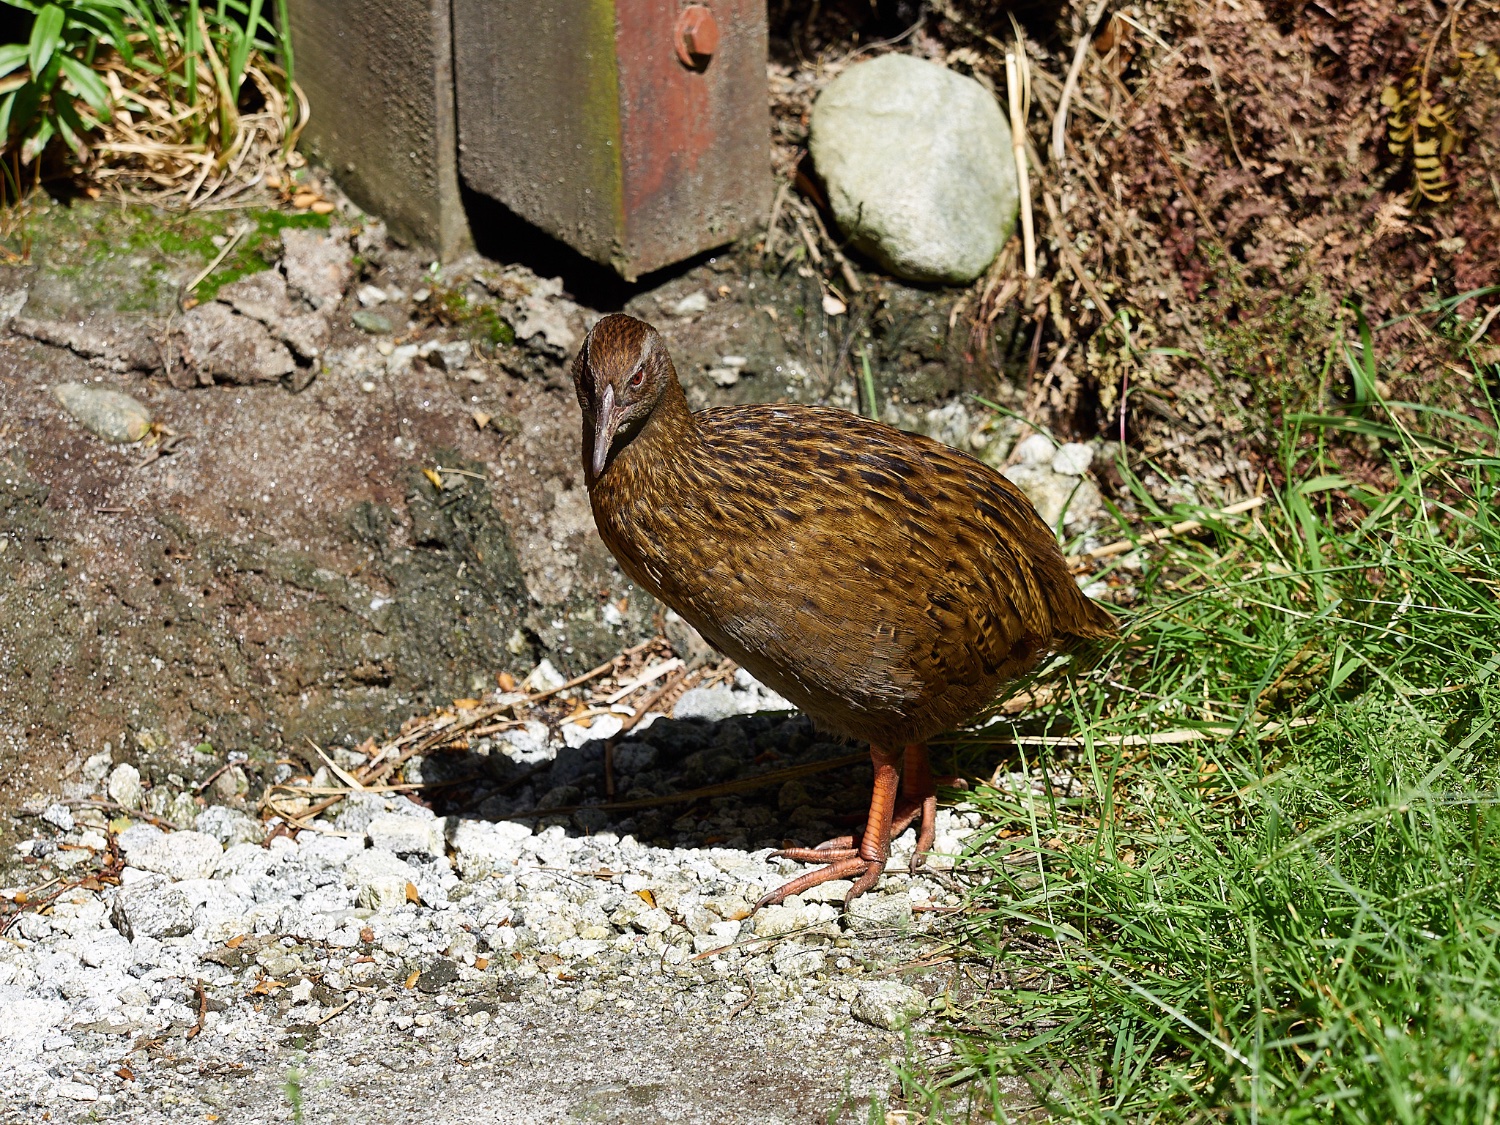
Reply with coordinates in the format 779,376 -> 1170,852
417,710 -> 874,855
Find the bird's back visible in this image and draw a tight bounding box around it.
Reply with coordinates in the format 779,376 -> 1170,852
592,402 -> 1115,745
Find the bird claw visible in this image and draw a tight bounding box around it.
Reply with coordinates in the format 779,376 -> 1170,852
755,855 -> 884,911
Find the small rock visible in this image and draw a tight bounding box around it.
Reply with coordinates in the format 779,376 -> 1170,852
1014,432 -> 1057,466
368,814 -> 446,858
352,309 -> 394,335
194,805 -> 265,847
40,803 -> 74,832
345,848 -> 420,912
451,819 -> 532,880
457,1035 -> 490,1062
810,54 -> 1018,284
214,765 -> 250,802
560,713 -> 622,749
1002,463 -> 1105,532
423,340 -> 471,371
356,284 -> 388,306
522,659 -> 566,694
52,1081 -> 99,1103
772,943 -> 827,978
417,959 -> 459,993
850,980 -> 927,1030
107,762 -> 143,809
511,292 -> 576,356
112,881 -> 194,940
670,291 -> 709,316
119,829 -> 224,881
281,227 -> 353,309
707,367 -> 740,387
82,750 -> 113,782
16,912 -> 52,940
0,286 -> 27,328
1052,442 -> 1095,476
846,892 -> 914,934
51,383 -> 152,444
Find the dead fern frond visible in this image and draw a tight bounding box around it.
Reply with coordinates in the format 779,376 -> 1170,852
1383,72 -> 1459,204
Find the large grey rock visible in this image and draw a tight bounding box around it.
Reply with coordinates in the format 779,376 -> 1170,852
51,383 -> 152,444
809,54 -> 1018,284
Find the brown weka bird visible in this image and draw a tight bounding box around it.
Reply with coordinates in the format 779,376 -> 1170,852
574,313 -> 1116,908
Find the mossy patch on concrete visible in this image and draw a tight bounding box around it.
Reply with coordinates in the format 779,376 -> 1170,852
1,199 -> 331,316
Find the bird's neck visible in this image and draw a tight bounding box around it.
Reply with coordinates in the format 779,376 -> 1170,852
614,377 -> 698,482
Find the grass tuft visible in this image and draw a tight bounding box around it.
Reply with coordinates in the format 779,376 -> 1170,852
912,342 -> 1500,1121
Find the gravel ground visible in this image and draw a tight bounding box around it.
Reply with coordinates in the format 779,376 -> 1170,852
2,673 -> 978,1124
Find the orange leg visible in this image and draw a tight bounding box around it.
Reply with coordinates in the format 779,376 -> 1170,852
756,744 -> 902,910
773,743 -> 944,876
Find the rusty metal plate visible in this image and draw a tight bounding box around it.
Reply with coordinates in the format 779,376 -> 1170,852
452,0 -> 771,280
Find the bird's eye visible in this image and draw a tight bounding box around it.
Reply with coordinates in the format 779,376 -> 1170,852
628,367 -> 645,388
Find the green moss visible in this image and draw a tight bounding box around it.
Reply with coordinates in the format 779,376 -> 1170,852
1,198 -> 330,315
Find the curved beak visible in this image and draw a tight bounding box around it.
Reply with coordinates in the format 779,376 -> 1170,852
591,383 -> 624,481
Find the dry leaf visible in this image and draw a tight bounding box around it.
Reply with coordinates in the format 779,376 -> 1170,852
472,410 -> 491,430
225,934 -> 247,949
453,698 -> 480,710
291,191 -> 319,209
821,293 -> 847,316
635,888 -> 657,908
474,957 -> 489,971
115,1066 -> 134,1081
310,201 -> 336,215
249,979 -> 284,995
359,926 -> 374,943
405,881 -> 420,904
404,970 -> 421,989
497,671 -> 517,692
421,467 -> 444,489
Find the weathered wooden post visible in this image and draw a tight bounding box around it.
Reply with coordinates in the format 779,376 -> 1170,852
287,1 -> 771,278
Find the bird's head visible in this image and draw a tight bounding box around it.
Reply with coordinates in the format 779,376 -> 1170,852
572,312 -> 679,484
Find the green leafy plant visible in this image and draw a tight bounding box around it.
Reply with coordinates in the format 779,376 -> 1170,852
0,2 -> 123,164
0,0 -> 302,206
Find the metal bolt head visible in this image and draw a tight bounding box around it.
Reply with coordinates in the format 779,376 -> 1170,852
674,5 -> 719,70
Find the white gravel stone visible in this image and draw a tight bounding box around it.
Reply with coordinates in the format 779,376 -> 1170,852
118,829 -> 223,881
850,980 -> 927,1030
521,659 -> 566,694
111,881 -> 193,940
1014,432 -> 1057,466
195,805 -> 266,846
561,713 -> 623,748
106,762 -> 143,809
847,891 -> 914,934
368,814 -> 446,858
51,1080 -> 100,1102
451,819 -> 531,880
345,848 -> 419,912
1052,441 -> 1096,476
40,803 -> 73,832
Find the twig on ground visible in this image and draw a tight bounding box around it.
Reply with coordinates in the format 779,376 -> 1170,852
1052,0 -> 1110,167
1007,51 -> 1037,277
1075,495 -> 1268,564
